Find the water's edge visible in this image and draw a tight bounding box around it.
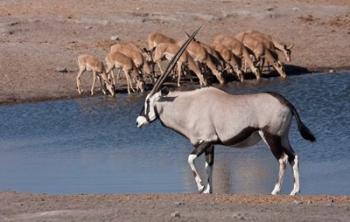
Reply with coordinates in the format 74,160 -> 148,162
1,70 -> 348,106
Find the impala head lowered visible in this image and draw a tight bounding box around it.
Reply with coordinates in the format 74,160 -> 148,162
136,27 -> 201,128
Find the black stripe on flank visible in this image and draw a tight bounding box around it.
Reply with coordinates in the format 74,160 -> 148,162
219,127 -> 258,146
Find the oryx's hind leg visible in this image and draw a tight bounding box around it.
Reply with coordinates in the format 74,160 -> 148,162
188,142 -> 211,193
203,145 -> 214,194
259,130 -> 289,195
281,136 -> 299,196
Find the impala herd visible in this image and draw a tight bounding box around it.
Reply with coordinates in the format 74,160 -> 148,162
76,30 -> 294,96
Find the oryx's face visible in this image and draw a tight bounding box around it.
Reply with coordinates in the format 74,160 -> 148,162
136,88 -> 169,128
136,27 -> 199,128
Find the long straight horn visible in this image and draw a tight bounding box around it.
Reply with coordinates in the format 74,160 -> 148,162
148,27 -> 201,96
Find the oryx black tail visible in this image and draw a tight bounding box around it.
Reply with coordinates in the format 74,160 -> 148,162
291,106 -> 316,142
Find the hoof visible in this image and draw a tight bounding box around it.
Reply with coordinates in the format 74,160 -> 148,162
202,185 -> 211,194
198,185 -> 205,194
289,190 -> 300,196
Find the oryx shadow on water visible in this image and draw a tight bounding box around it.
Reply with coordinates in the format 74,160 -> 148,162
0,72 -> 349,195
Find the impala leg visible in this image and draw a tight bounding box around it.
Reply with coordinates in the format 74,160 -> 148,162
98,75 -> 106,95
203,145 -> 214,194
273,61 -> 287,79
265,50 -> 286,79
260,57 -> 266,73
76,68 -> 85,94
115,69 -> 122,85
266,61 -> 271,72
106,64 -> 116,86
188,142 -> 211,193
129,72 -> 136,93
230,60 -> 244,82
205,58 -> 225,84
243,59 -> 248,73
125,73 -> 132,94
124,70 -> 135,94
188,57 -> 207,86
176,62 -> 182,87
259,130 -> 288,195
90,71 -> 97,95
157,61 -> 164,74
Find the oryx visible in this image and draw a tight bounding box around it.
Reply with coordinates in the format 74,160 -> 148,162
136,28 -> 315,195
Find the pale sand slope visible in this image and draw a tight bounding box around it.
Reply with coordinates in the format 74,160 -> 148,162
0,0 -> 349,103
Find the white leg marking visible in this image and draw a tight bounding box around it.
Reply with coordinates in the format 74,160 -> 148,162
259,130 -> 288,195
290,155 -> 300,196
188,154 -> 204,192
258,130 -> 267,144
203,162 -> 213,194
271,154 -> 288,195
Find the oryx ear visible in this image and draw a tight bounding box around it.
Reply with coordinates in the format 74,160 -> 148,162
160,87 -> 169,96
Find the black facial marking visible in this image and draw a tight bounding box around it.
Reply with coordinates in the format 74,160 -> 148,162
158,96 -> 176,102
138,99 -> 151,122
145,99 -> 150,115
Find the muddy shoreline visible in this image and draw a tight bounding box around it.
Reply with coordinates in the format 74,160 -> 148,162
1,192 -> 349,222
0,66 -> 349,106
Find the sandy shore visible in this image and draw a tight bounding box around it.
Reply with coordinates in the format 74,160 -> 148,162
0,192 -> 350,221
1,0 -> 350,104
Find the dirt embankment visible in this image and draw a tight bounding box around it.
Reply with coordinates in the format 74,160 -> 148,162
0,0 -> 350,104
0,192 -> 350,222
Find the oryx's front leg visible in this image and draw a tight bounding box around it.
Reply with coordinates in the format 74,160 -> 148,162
203,145 -> 214,194
188,142 -> 211,193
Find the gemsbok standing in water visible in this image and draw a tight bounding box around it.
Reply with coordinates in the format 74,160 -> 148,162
136,28 -> 316,195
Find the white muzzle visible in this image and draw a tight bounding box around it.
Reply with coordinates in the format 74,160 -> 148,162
136,115 -> 148,128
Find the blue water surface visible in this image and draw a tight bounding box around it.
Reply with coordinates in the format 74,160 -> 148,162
0,72 -> 349,195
